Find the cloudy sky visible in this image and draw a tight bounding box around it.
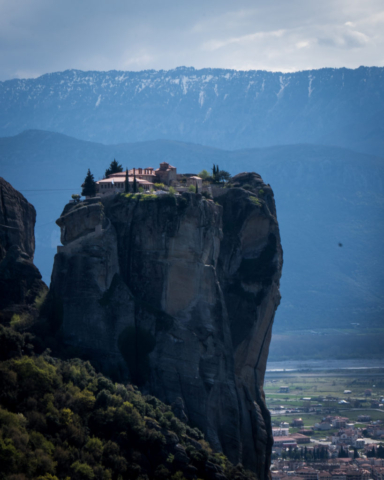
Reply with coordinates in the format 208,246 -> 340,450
0,0 -> 383,80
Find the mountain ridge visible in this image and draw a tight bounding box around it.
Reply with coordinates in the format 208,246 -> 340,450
1,129 -> 383,335
1,66 -> 383,154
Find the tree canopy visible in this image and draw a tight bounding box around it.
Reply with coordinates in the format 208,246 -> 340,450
0,322 -> 258,480
81,169 -> 96,197
198,170 -> 209,180
105,159 -> 123,178
211,165 -> 231,184
215,170 -> 231,183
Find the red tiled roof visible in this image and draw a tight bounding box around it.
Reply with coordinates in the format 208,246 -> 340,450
96,178 -> 152,185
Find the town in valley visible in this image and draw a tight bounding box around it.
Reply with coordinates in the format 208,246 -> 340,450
265,370 -> 384,480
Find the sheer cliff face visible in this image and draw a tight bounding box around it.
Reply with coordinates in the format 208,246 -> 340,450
0,178 -> 47,322
49,174 -> 282,477
0,177 -> 36,262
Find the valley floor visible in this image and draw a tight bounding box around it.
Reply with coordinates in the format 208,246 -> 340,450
265,367 -> 384,450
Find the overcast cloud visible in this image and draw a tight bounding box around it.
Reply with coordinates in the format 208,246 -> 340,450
0,0 -> 383,80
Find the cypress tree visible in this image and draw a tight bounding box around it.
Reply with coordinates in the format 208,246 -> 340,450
378,445 -> 384,458
81,169 -> 96,197
133,170 -> 138,193
338,446 -> 349,458
124,169 -> 130,193
105,159 -> 123,178
196,182 -> 198,194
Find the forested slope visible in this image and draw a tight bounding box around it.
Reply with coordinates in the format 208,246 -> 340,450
0,324 -> 255,480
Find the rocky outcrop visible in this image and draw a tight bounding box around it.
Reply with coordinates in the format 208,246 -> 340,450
0,178 -> 47,324
49,174 -> 283,477
0,177 -> 36,262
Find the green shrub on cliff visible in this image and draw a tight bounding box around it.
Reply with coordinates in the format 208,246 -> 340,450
139,194 -> 158,202
249,196 -> 262,207
0,323 -> 257,480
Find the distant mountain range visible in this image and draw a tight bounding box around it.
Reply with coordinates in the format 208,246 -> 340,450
1,129 -> 383,333
0,67 -> 383,155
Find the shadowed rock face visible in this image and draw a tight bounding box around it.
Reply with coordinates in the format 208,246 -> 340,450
0,178 -> 47,323
49,174 -> 283,477
0,177 -> 36,262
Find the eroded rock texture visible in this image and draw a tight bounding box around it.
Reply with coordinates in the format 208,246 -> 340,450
0,178 -> 47,323
0,177 -> 36,262
49,173 -> 283,477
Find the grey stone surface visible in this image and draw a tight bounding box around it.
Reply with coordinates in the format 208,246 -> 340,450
49,179 -> 283,478
0,178 -> 47,323
0,177 -> 36,262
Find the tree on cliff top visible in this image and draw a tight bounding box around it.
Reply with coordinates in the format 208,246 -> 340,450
216,170 -> 231,183
105,159 -> 123,178
124,169 -> 130,193
81,169 -> 96,197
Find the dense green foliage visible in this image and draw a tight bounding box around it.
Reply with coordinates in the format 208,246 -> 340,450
0,324 -> 256,480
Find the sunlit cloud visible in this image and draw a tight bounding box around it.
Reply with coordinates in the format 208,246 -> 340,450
318,27 -> 371,49
202,29 -> 286,52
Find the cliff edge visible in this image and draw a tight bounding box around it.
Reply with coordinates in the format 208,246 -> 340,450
0,177 -> 47,324
48,173 -> 283,477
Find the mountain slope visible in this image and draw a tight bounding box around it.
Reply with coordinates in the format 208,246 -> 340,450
1,130 -> 383,334
0,67 -> 383,155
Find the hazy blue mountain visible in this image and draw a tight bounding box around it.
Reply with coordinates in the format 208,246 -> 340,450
1,130 -> 383,333
0,67 -> 383,155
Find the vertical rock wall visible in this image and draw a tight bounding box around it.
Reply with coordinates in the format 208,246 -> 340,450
0,177 -> 36,262
0,178 -> 47,323
49,175 -> 283,477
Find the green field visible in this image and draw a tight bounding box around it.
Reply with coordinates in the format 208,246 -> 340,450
265,371 -> 384,428
270,414 -> 325,427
